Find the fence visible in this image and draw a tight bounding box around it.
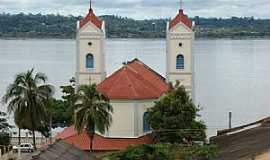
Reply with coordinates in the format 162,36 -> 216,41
0,145 -> 13,159
11,137 -> 56,148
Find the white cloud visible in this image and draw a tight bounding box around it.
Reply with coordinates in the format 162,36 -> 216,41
0,0 -> 269,19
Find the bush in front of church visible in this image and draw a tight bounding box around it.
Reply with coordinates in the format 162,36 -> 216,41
105,144 -> 218,160
147,82 -> 206,144
106,144 -> 171,160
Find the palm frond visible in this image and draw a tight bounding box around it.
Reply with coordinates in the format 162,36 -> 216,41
74,84 -> 113,136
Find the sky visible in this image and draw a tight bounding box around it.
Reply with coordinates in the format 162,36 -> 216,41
0,0 -> 270,19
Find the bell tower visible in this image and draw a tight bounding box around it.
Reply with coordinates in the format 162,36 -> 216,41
76,2 -> 106,85
166,8 -> 194,93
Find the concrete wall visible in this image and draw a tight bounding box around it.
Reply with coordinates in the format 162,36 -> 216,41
105,100 -> 154,138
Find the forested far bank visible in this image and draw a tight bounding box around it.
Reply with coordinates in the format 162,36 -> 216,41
1,13 -> 270,39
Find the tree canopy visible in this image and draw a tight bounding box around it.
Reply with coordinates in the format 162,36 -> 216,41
0,111 -> 13,133
2,69 -> 54,149
74,84 -> 113,152
148,83 -> 206,144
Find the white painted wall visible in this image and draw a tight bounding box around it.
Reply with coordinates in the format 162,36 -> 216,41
166,21 -> 194,92
76,21 -> 106,85
105,100 -> 155,138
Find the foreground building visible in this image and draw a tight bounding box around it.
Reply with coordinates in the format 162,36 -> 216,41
56,125 -> 154,153
31,141 -> 93,160
211,117 -> 270,160
58,3 -> 195,152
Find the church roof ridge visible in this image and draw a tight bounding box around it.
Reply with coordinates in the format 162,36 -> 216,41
97,58 -> 169,100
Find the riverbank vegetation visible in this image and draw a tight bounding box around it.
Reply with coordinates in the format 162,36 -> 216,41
0,13 -> 270,39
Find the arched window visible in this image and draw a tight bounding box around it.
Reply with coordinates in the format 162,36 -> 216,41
86,54 -> 94,69
143,112 -> 151,132
176,54 -> 184,69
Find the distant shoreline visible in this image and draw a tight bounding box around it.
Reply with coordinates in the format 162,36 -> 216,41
1,36 -> 270,41
1,14 -> 270,41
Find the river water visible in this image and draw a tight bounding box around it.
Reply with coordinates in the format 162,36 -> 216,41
1,38 -> 270,136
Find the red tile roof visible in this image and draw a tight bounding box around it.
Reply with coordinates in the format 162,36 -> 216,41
64,132 -> 154,151
169,9 -> 192,30
56,126 -> 154,151
80,8 -> 102,29
56,125 -> 76,140
97,58 -> 169,100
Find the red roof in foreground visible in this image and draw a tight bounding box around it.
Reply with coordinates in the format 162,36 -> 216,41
169,9 -> 192,29
56,126 -> 154,151
80,8 -> 102,29
64,132 -> 154,151
97,59 -> 169,100
56,125 -> 76,140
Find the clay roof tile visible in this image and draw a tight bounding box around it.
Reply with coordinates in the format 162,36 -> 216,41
169,9 -> 192,30
80,8 -> 102,29
57,126 -> 154,151
97,58 -> 169,100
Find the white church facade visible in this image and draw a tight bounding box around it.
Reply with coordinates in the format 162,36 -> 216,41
58,4 -> 195,151
76,6 -> 194,138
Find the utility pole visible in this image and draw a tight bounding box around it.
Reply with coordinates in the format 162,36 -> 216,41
229,111 -> 232,129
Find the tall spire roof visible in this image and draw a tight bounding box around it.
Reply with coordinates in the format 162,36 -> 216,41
79,0 -> 102,29
169,6 -> 192,29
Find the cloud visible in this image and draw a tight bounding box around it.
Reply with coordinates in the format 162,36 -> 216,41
0,0 -> 269,19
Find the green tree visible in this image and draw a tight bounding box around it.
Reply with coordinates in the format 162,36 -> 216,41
0,111 -> 13,146
148,82 -> 206,144
0,111 -> 13,133
44,78 -> 77,129
74,84 -> 113,152
50,99 -> 71,128
59,77 -> 77,126
2,69 -> 54,149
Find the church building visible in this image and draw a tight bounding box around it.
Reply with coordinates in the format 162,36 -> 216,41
57,4 -> 194,152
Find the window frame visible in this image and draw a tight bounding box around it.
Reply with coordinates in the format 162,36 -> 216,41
143,112 -> 151,132
86,53 -> 94,69
176,54 -> 184,70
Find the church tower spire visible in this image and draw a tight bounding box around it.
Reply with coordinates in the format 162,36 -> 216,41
76,1 -> 106,86
90,0 -> 92,10
179,0 -> 183,11
166,4 -> 194,95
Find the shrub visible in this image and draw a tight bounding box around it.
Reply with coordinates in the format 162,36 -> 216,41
105,144 -> 218,160
174,145 -> 219,160
105,144 -> 173,160
0,133 -> 10,146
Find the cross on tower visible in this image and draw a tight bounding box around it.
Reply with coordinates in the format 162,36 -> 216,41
90,0 -> 92,9
179,0 -> 183,10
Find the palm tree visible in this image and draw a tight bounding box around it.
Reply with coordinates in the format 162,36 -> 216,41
74,84 -> 113,152
2,69 -> 54,150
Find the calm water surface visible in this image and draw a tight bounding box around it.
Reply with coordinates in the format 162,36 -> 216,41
1,38 -> 270,136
